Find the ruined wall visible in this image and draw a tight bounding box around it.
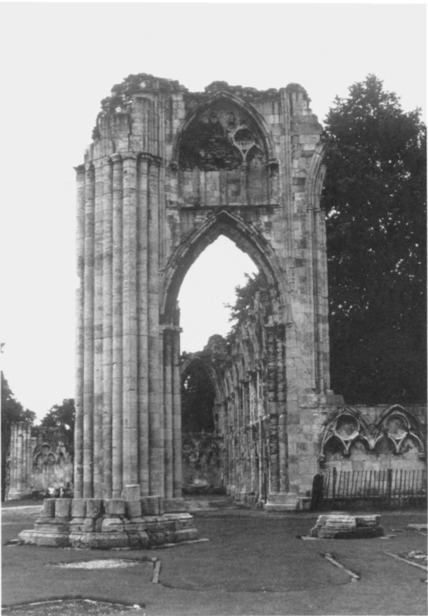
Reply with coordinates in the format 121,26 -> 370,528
182,433 -> 224,494
319,404 -> 426,474
7,423 -> 73,500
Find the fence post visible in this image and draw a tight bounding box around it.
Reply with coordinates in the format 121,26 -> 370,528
310,473 -> 324,511
332,467 -> 337,508
387,468 -> 393,506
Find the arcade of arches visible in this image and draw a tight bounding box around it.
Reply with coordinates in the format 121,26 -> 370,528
18,74 -> 426,548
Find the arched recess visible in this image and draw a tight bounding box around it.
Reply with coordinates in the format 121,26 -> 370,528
181,354 -> 225,406
171,91 -> 279,207
171,90 -> 277,167
161,209 -> 287,326
180,354 -> 226,493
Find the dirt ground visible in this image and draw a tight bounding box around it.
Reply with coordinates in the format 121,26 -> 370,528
2,500 -> 427,616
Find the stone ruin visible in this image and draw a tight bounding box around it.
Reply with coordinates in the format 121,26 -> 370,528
18,74 -> 426,548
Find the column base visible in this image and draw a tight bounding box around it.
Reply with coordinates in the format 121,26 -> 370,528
264,493 -> 310,512
18,497 -> 198,549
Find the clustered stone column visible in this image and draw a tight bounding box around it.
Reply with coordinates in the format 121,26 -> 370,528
8,422 -> 32,500
74,152 -> 174,500
20,150 -> 197,547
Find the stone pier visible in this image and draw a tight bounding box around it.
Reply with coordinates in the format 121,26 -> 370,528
20,73 -> 336,546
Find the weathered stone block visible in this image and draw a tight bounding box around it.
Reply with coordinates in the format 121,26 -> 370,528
355,515 -> 380,527
123,485 -> 140,501
86,499 -> 104,518
101,518 -> 125,533
41,498 -> 56,518
310,514 -> 384,539
125,500 -> 142,518
141,496 -> 163,516
104,499 -> 126,516
71,498 -> 87,518
19,529 -> 70,548
55,498 -> 72,518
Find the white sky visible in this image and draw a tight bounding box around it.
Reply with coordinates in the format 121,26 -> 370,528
0,2 -> 425,419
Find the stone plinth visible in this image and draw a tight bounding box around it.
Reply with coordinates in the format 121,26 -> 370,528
18,497 -> 198,549
310,514 -> 384,539
264,493 -> 308,512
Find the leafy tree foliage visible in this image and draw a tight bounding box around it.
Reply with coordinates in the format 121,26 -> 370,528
1,372 -> 35,500
321,75 -> 426,404
39,399 -> 75,454
226,272 -> 267,339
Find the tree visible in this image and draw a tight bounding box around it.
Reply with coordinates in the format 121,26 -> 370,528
225,272 -> 267,340
321,75 -> 426,404
39,399 -> 75,455
1,372 -> 35,500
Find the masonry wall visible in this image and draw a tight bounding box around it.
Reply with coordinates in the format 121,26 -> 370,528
320,404 -> 426,475
7,424 -> 73,500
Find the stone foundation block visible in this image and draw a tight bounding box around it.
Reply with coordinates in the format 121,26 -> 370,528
86,499 -> 104,518
141,496 -> 163,515
69,531 -> 129,549
19,498 -> 199,549
41,499 -> 56,517
125,500 -> 142,518
101,518 -> 125,533
68,518 -> 86,532
19,529 -> 70,547
174,527 -> 199,542
82,518 -> 96,532
55,498 -> 72,518
34,518 -> 70,529
122,485 -> 140,501
104,499 -> 126,516
71,499 -> 87,518
126,531 -> 150,549
124,518 -> 147,532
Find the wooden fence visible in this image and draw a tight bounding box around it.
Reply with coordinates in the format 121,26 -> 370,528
315,468 -> 427,510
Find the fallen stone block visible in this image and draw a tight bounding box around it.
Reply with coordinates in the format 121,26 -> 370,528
310,514 -> 384,539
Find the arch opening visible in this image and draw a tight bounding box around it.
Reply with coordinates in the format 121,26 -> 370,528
161,210 -> 285,326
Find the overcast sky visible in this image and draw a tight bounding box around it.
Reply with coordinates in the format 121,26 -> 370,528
0,2 -> 425,419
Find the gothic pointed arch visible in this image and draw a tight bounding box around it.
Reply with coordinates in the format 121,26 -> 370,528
171,90 -> 279,207
320,407 -> 371,460
161,209 -> 287,324
373,405 -> 426,457
181,353 -> 225,403
171,90 -> 277,168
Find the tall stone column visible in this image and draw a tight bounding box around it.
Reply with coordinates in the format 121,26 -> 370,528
266,324 -> 279,495
83,162 -> 95,499
74,164 -> 85,498
93,159 -> 104,498
163,327 -> 174,498
111,153 -> 123,498
122,152 -> 139,487
147,158 -> 164,495
171,326 -> 183,498
137,154 -> 150,496
102,157 -> 113,498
